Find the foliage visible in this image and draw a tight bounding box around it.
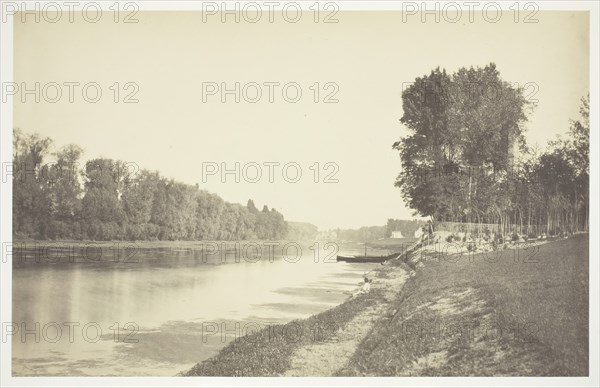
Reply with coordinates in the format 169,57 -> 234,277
385,219 -> 426,238
394,64 -> 588,235
285,222 -> 319,241
12,132 -> 288,241
334,225 -> 388,242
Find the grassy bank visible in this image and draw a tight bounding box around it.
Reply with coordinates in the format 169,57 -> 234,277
339,233 -> 588,376
184,282 -> 389,376
185,234 -> 588,376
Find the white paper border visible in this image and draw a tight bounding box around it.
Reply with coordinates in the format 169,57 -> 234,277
0,1 -> 598,387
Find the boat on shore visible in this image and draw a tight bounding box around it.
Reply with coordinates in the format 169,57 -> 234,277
336,252 -> 400,263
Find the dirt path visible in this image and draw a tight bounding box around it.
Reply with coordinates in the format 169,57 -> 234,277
283,266 -> 409,376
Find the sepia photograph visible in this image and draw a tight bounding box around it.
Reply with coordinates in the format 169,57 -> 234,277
0,1 -> 598,387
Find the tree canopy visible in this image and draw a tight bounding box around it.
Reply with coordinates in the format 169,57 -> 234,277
394,64 -> 588,236
12,131 -> 289,241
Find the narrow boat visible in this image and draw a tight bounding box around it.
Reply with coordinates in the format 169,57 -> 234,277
336,252 -> 400,263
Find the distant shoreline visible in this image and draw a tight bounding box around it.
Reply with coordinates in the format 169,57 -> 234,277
10,238 -> 417,257
10,238 -> 410,266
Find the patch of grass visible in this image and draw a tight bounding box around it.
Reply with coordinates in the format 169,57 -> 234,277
481,234 -> 589,375
339,234 -> 588,376
184,287 -> 386,376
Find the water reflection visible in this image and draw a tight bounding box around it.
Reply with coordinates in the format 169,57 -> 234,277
12,243 -> 380,376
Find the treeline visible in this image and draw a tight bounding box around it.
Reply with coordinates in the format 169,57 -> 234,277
332,219 -> 425,242
12,130 -> 288,241
386,219 -> 426,237
334,225 -> 387,242
285,222 -> 319,241
395,63 -> 589,236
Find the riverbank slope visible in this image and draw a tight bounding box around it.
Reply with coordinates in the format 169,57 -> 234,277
185,233 -> 588,376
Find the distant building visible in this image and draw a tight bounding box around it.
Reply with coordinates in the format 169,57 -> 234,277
391,231 -> 404,239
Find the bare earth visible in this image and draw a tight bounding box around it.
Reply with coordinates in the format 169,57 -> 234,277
284,267 -> 409,376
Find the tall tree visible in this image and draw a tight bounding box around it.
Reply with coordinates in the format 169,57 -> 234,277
50,144 -> 83,221
394,63 -> 532,227
12,129 -> 53,238
247,199 -> 259,213
81,159 -> 127,239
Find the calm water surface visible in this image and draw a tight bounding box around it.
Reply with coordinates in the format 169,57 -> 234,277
12,242 -> 386,376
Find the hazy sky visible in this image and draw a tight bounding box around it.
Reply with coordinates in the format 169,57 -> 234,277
14,11 -> 589,229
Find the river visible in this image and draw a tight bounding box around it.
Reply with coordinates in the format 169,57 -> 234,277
11,242 -> 389,376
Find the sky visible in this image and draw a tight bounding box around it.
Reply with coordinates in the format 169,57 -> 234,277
13,10 -> 589,230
